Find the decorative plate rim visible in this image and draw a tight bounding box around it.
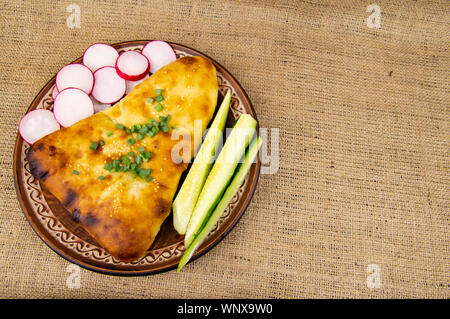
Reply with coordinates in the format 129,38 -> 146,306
12,40 -> 261,276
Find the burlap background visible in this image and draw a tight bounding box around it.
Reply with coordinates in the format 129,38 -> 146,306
0,0 -> 448,298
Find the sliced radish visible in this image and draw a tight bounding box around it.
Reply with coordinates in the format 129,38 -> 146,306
51,86 -> 59,100
53,88 -> 94,127
125,74 -> 149,94
19,109 -> 60,144
56,63 -> 94,94
92,66 -> 126,104
90,95 -> 111,113
83,43 -> 119,72
141,41 -> 176,74
115,51 -> 150,81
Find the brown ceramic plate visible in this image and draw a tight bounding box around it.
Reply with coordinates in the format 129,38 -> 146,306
13,41 -> 260,275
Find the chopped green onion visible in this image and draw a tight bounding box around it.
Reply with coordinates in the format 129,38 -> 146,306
135,156 -> 142,165
155,103 -> 163,112
127,138 -> 136,145
121,155 -> 130,165
73,170 -> 79,175
106,131 -> 113,137
104,163 -> 113,171
145,176 -> 153,182
136,133 -> 145,140
149,119 -> 159,127
137,146 -> 145,153
113,159 -> 120,169
161,125 -> 169,132
143,151 -> 152,159
128,151 -> 135,157
90,142 -> 98,150
99,140 -> 105,146
155,89 -> 163,95
116,123 -> 126,130
139,127 -> 149,135
147,97 -> 154,103
155,94 -> 164,102
126,128 -> 132,134
98,176 -> 105,181
139,168 -> 151,177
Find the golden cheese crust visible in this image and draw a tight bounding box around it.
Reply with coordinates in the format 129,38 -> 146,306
27,56 -> 218,261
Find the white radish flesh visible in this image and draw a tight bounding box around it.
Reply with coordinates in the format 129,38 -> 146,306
115,51 -> 150,81
53,88 -> 94,127
141,41 -> 176,74
125,74 -> 149,94
90,95 -> 111,113
83,43 -> 119,72
56,63 -> 94,94
51,86 -> 59,100
91,66 -> 126,104
19,109 -> 60,144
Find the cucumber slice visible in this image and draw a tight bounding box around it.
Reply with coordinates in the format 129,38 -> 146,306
173,90 -> 232,234
184,114 -> 257,246
177,136 -> 262,271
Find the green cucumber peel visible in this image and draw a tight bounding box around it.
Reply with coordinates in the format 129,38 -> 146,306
173,90 -> 231,234
184,113 -> 257,247
177,136 -> 262,271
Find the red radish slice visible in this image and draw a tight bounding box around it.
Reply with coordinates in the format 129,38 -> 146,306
19,109 -> 60,144
90,96 -> 111,113
56,63 -> 94,94
83,43 -> 119,72
92,66 -> 126,104
53,88 -> 94,127
115,51 -> 150,81
142,40 -> 176,74
125,74 -> 149,94
51,86 -> 59,100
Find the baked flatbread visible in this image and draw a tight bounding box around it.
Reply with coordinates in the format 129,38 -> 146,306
27,56 -> 218,261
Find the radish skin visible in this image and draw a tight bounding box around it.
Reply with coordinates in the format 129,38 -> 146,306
51,86 -> 59,100
142,41 -> 176,74
83,43 -> 119,72
92,66 -> 126,104
19,109 -> 60,144
115,51 -> 150,81
53,88 -> 94,127
56,63 -> 94,95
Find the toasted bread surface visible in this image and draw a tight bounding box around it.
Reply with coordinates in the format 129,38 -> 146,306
27,56 -> 218,261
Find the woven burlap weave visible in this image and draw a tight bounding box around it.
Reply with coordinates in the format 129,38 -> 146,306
0,0 -> 448,298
